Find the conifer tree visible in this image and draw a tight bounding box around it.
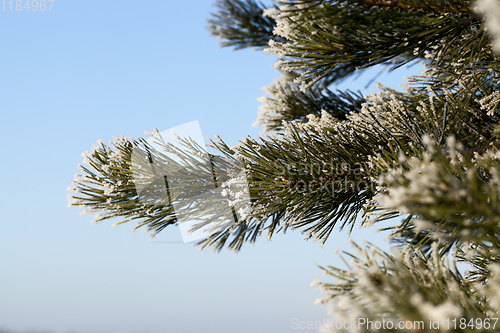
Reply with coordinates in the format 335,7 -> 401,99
68,1 -> 500,331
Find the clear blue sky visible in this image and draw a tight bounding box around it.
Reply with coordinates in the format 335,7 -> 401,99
0,1 -> 423,332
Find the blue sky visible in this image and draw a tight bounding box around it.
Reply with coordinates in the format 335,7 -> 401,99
0,1 -> 423,332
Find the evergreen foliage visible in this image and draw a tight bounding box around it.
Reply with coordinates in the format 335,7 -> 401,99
68,0 -> 500,330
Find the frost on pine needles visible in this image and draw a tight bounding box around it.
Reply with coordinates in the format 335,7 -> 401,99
476,0 -> 500,53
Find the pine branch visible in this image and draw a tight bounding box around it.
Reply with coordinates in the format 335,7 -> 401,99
312,243 -> 496,332
266,0 -> 482,90
376,137 -> 500,257
350,0 -> 473,14
207,0 -> 286,50
255,78 -> 364,132
69,72 -> 500,251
